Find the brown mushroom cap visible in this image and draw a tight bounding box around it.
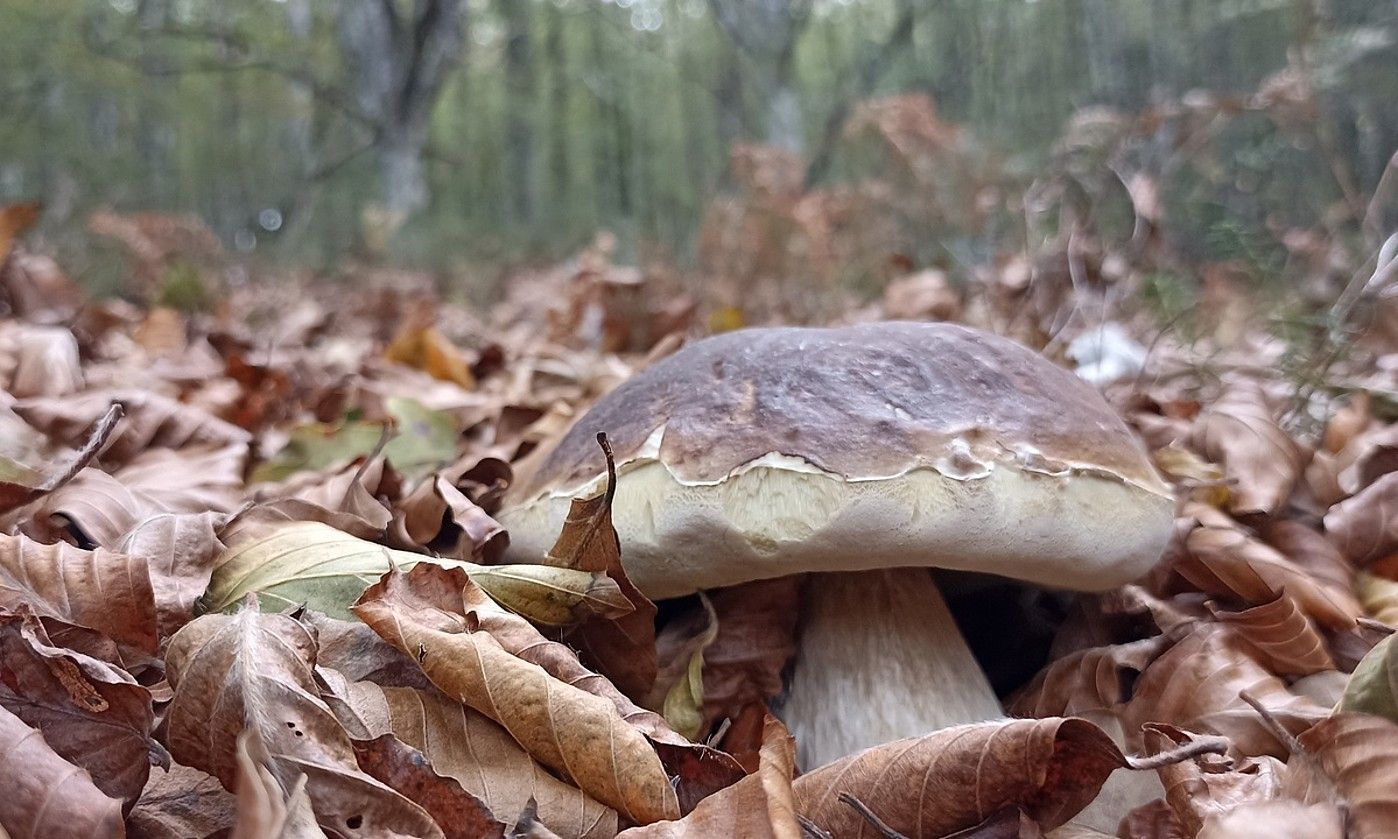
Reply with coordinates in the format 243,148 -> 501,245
501,322 -> 1175,598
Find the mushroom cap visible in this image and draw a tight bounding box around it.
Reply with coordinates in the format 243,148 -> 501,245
501,322 -> 1175,598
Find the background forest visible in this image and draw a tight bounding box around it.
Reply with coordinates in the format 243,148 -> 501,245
3,0 -> 1398,307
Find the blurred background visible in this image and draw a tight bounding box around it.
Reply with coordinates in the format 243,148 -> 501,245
2,0 -> 1397,322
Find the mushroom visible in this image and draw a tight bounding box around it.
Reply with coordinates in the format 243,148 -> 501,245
499,322 -> 1175,769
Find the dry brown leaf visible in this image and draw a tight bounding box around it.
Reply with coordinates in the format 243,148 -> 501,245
118,511 -> 229,639
1357,571 -> 1398,625
1195,800 -> 1343,839
0,702 -> 124,839
394,473 -> 507,563
695,577 -> 800,728
351,734 -> 507,839
1009,635 -> 1173,733
385,322 -> 476,391
14,389 -> 251,464
350,562 -> 680,825
0,324 -> 83,398
1336,423 -> 1398,495
0,401 -> 121,516
1258,519 -> 1354,595
1189,382 -> 1306,516
24,445 -> 245,548
1326,472 -> 1398,566
616,714 -> 798,839
1209,594 -> 1335,677
126,762 -> 236,839
0,532 -> 160,662
0,202 -> 41,265
265,455 -> 399,533
1282,712 -> 1398,838
319,669 -> 616,839
1179,505 -> 1360,630
1118,799 -> 1188,839
1323,392 -> 1371,455
0,610 -> 155,807
1143,724 -> 1284,837
162,602 -> 444,838
230,729 -> 327,839
1123,624 -> 1327,758
304,613 -> 433,691
543,437 -> 658,703
792,717 -> 1131,838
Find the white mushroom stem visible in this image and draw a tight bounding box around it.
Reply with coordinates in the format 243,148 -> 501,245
778,567 -> 1005,771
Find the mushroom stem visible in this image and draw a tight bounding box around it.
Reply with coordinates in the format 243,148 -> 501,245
778,567 -> 1004,770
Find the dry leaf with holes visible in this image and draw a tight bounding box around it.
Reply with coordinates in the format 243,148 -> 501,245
350,562 -> 680,825
163,601 -> 444,838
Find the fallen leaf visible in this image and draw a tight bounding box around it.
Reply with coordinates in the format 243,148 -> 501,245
386,323 -> 477,391
118,511 -> 229,639
792,717 -> 1131,838
0,202 -> 41,265
319,669 -> 616,838
350,563 -> 680,824
162,601 -> 444,838
0,324 -> 83,398
25,444 -> 245,548
1336,423 -> 1398,495
351,734 -> 507,839
0,532 -> 160,663
653,594 -> 717,740
0,610 -> 155,806
1009,635 -> 1173,736
1282,712 -> 1398,838
126,762 -> 236,839
543,435 -> 657,702
0,402 -> 121,516
395,473 -> 507,563
1189,383 -> 1306,516
1195,800 -> 1343,838
1209,594 -> 1335,677
230,729 -> 328,839
205,519 -> 626,623
252,398 -> 460,483
14,389 -> 251,464
1338,633 -> 1398,720
0,702 -> 124,839
1325,472 -> 1398,566
1143,724 -> 1284,837
693,577 -> 801,729
1123,624 -> 1327,758
617,714 -> 798,839
1179,505 -> 1360,630
1357,571 -> 1398,624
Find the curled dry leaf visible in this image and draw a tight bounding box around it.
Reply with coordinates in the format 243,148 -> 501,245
204,520 -> 628,623
1282,712 -> 1398,838
319,669 -> 616,839
793,717 -> 1132,839
26,444 -> 245,548
1325,472 -> 1398,566
0,610 -> 155,806
1123,624 -> 1327,758
0,532 -> 160,662
693,577 -> 800,729
542,435 -> 658,703
259,455 -> 398,534
126,762 -> 235,839
1209,594 -> 1335,677
350,562 -> 680,825
616,714 -> 798,839
1188,382 -> 1306,517
652,593 -> 717,740
162,603 -> 443,839
1143,724 -> 1284,837
1336,424 -> 1398,495
0,401 -> 120,516
394,473 -> 507,563
14,389 -> 251,464
1179,505 -> 1360,630
0,703 -> 124,839
1009,635 -> 1173,732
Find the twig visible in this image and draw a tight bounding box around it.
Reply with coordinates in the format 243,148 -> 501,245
797,816 -> 834,839
837,792 -> 909,839
44,403 -> 124,493
1239,690 -> 1305,756
1125,734 -> 1230,770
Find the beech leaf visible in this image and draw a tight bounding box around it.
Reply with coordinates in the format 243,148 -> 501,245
0,703 -> 124,839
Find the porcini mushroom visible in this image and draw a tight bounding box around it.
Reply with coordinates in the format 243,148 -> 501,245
500,322 -> 1175,768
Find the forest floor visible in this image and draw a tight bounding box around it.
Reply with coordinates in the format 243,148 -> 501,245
0,202 -> 1396,839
